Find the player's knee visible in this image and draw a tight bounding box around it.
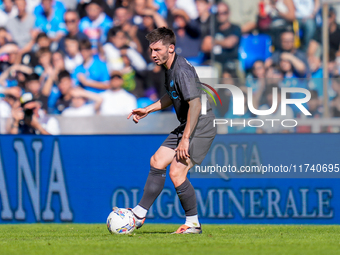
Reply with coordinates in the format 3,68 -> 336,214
169,168 -> 184,186
150,154 -> 157,167
169,170 -> 178,182
150,154 -> 164,169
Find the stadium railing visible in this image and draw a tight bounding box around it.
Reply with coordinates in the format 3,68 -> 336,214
2,115 -> 340,134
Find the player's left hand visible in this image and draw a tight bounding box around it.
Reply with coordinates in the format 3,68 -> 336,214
127,108 -> 148,123
175,138 -> 190,161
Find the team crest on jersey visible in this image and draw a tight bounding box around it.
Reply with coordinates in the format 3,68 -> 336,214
166,90 -> 178,100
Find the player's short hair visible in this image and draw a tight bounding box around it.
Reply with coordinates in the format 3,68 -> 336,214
86,0 -> 103,8
252,59 -> 264,67
281,29 -> 294,37
53,50 -> 65,58
36,32 -> 48,40
65,9 -> 80,19
218,2 -> 230,11
79,38 -> 92,50
26,73 -> 40,82
115,6 -> 128,13
107,26 -> 127,38
36,32 -> 49,43
145,27 -> 176,46
58,70 -> 71,82
36,47 -> 51,59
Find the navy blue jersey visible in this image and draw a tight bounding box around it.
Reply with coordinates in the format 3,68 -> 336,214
164,54 -> 213,125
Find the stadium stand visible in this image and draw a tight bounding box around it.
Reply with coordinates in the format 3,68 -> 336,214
0,0 -> 339,134
238,34 -> 272,72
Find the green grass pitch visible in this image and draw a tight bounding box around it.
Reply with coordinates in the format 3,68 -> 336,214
0,224 -> 339,255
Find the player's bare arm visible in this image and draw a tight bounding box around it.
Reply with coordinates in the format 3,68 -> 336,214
127,93 -> 173,123
175,97 -> 201,161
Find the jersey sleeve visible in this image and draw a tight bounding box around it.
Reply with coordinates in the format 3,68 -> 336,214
176,70 -> 201,101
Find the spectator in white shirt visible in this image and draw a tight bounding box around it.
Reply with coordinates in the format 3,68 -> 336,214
0,97 -> 12,119
0,86 -> 22,133
0,0 -> 18,26
176,0 -> 198,20
62,87 -> 103,117
100,71 -> 137,116
293,0 -> 320,51
0,87 -> 22,118
103,27 -> 147,73
64,34 -> 83,73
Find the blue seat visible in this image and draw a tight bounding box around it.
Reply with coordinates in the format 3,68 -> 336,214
137,97 -> 155,109
238,34 -> 272,71
186,52 -> 205,66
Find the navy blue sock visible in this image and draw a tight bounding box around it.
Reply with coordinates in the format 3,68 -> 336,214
138,167 -> 166,210
175,178 -> 197,216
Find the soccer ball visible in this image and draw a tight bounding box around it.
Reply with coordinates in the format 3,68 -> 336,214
106,208 -> 136,234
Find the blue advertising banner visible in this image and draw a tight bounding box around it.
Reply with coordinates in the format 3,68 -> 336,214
0,134 -> 338,224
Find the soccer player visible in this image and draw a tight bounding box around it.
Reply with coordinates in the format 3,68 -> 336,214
127,27 -> 216,234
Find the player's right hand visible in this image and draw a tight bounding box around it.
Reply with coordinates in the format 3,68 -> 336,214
127,108 -> 148,123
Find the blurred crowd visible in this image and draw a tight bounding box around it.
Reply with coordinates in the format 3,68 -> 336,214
0,0 -> 339,134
